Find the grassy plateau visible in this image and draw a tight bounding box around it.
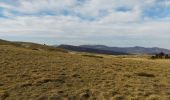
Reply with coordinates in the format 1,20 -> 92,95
0,41 -> 170,100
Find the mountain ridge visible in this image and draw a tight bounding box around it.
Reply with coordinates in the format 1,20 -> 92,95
58,44 -> 128,55
57,44 -> 170,55
80,45 -> 170,54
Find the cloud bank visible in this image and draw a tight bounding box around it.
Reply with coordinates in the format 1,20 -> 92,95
0,0 -> 170,48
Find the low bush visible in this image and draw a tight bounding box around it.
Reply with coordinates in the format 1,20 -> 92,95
82,54 -> 103,58
135,72 -> 155,77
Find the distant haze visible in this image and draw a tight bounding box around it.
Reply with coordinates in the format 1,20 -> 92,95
58,44 -> 170,55
0,0 -> 170,49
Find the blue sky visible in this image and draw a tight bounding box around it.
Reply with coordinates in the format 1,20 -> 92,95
0,0 -> 170,48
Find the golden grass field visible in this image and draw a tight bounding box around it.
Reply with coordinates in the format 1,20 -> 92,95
1,44 -> 170,100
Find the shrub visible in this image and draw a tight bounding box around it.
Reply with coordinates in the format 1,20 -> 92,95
135,72 -> 155,77
82,54 -> 103,58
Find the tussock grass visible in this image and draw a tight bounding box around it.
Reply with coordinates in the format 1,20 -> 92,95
1,45 -> 170,99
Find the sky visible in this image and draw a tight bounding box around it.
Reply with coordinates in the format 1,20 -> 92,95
0,0 -> 170,48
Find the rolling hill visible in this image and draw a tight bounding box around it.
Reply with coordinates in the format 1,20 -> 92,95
1,39 -> 170,99
0,39 -> 67,53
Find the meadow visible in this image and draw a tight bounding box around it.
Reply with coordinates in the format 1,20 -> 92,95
0,44 -> 170,100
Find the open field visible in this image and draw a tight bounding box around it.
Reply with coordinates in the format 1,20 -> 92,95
1,45 -> 170,100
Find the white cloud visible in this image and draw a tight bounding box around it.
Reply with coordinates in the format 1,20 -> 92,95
98,6 -> 141,23
0,0 -> 170,48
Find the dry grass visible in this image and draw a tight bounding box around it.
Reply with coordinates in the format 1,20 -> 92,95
1,45 -> 170,100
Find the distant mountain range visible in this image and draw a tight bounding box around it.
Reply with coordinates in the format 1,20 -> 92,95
1,38 -> 170,55
57,45 -> 128,55
57,44 -> 170,55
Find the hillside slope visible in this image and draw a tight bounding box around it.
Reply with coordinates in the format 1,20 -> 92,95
0,39 -> 67,53
0,39 -> 19,46
1,44 -> 170,99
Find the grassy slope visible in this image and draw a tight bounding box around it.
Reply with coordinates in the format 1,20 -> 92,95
0,45 -> 170,100
0,39 -> 68,53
